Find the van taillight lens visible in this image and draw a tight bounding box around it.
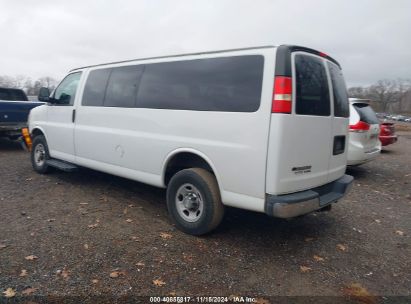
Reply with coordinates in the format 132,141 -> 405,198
272,76 -> 292,113
349,121 -> 370,132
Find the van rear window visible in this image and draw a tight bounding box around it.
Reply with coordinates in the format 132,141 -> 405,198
328,62 -> 349,117
294,54 -> 330,116
353,103 -> 379,124
136,56 -> 264,112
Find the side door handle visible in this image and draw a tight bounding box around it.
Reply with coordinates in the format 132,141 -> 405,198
72,109 -> 76,123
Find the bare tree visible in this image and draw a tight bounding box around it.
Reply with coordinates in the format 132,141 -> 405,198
0,75 -> 16,88
39,76 -> 57,89
349,79 -> 411,113
367,79 -> 399,112
397,79 -> 411,112
23,78 -> 34,95
348,86 -> 366,99
0,74 -> 59,96
14,75 -> 26,89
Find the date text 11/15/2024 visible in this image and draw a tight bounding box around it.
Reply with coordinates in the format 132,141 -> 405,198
149,296 -> 259,303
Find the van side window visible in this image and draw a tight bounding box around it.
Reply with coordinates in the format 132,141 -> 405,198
53,72 -> 82,106
295,55 -> 330,116
328,62 -> 349,117
82,68 -> 111,106
136,56 -> 264,112
104,65 -> 144,108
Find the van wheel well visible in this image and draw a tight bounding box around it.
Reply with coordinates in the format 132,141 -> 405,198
164,153 -> 214,186
31,129 -> 44,138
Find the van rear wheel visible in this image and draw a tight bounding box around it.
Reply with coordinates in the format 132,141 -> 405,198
166,168 -> 224,235
31,135 -> 52,174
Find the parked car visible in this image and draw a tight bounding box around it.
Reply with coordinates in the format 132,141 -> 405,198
347,98 -> 381,165
0,87 -> 44,140
390,115 -> 408,121
376,112 -> 387,119
379,122 -> 398,146
23,45 -> 353,235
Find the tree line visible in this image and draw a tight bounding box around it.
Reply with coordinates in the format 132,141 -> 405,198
1,74 -> 410,114
0,75 -> 58,96
348,79 -> 411,114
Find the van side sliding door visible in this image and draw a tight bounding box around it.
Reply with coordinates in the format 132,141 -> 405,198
74,65 -> 144,168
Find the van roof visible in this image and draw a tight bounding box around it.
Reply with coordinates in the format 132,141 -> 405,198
70,44 -> 341,72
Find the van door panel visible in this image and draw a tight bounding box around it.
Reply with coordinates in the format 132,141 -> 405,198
46,72 -> 82,162
266,114 -> 332,194
266,52 -> 349,195
327,62 -> 350,182
328,118 -> 348,181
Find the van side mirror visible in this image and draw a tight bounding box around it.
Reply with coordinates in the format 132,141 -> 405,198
38,87 -> 50,102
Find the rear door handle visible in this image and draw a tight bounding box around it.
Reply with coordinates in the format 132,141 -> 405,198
72,109 -> 76,123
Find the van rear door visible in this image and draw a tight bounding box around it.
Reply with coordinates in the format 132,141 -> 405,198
266,46 -> 349,195
327,61 -> 350,181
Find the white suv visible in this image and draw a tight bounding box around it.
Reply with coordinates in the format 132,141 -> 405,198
26,45 -> 353,235
347,98 -> 381,165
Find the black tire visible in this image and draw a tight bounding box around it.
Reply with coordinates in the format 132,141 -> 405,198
31,135 -> 52,174
166,168 -> 224,236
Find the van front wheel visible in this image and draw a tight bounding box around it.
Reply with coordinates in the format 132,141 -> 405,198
166,168 -> 224,235
31,135 -> 52,174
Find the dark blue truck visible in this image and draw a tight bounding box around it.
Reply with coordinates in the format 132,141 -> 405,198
0,87 -> 44,140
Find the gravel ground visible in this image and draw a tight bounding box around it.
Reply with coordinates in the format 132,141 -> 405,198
0,126 -> 410,303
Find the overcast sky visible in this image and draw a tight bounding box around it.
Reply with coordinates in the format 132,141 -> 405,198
1,0 -> 410,87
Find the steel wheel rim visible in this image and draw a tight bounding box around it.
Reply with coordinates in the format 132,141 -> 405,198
34,143 -> 46,167
175,183 -> 204,223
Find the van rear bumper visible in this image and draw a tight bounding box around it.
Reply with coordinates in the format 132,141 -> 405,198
265,174 -> 354,218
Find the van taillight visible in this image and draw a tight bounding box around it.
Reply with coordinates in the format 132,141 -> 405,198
349,121 -> 370,132
272,76 -> 292,113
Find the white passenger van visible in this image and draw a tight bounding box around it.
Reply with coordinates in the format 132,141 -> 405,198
26,45 -> 353,235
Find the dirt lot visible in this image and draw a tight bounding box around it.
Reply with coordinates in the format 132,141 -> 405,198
0,126 -> 410,303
